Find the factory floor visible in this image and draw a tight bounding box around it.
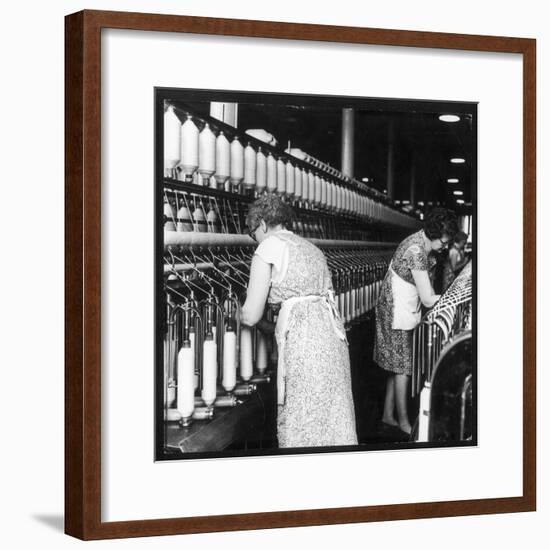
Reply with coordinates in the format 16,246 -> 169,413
347,316 -> 419,445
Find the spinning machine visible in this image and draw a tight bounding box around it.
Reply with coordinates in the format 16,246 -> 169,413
160,100 -> 422,455
412,261 -> 474,442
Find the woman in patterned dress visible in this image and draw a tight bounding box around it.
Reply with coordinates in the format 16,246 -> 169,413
374,208 -> 458,435
241,194 -> 357,448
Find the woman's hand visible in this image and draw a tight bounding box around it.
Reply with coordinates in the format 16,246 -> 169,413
257,317 -> 275,335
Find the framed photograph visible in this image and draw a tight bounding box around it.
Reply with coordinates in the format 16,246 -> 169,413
65,9 -> 536,540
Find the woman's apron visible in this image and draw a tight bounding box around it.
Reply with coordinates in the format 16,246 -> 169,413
274,290 -> 346,405
390,264 -> 421,330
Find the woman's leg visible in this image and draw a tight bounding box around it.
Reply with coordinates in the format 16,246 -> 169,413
382,375 -> 398,426
395,373 -> 412,434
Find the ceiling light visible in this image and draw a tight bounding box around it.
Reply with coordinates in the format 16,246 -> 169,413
450,158 -> 466,164
439,114 -> 460,122
418,201 -> 424,206
361,177 -> 369,182
456,199 -> 465,204
453,190 -> 464,196
402,200 -> 410,205
447,178 -> 459,183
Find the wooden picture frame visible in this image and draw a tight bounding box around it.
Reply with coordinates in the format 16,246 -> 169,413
65,9 -> 536,540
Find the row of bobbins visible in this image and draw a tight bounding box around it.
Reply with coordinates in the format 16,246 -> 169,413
164,105 -> 418,230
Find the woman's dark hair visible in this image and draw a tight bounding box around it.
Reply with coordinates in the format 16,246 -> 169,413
454,230 -> 468,244
423,207 -> 459,240
246,193 -> 296,231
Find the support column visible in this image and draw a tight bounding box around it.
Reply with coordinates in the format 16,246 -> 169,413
341,108 -> 355,178
210,102 -> 238,128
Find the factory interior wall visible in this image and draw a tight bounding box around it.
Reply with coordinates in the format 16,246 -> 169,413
0,0 -> 547,548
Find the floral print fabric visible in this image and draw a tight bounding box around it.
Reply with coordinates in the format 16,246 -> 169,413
374,231 -> 435,375
256,231 -> 357,448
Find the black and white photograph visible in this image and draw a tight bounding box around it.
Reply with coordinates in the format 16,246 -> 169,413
155,88 -> 476,460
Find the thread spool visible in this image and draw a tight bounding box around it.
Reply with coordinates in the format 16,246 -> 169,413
326,182 -> 332,210
320,178 -> 327,208
314,174 -> 322,205
298,172 -> 305,204
294,165 -> 302,200
195,394 -> 238,407
276,158 -> 286,195
164,105 -> 181,174
243,144 -> 256,189
256,149 -> 267,194
165,408 -> 182,422
176,202 -> 193,232
180,116 -> 199,182
347,289 -> 353,322
231,383 -> 256,396
230,137 -> 244,188
285,161 -> 295,197
166,380 -> 176,408
342,188 -> 349,214
338,186 -> 344,213
206,206 -> 219,233
202,337 -> 217,407
256,332 -> 268,374
192,203 -> 207,233
417,382 -> 432,442
308,171 -> 315,205
215,131 -> 230,188
192,407 -> 214,421
250,373 -> 271,384
266,153 -> 277,193
240,326 -> 254,381
301,171 -> 308,203
222,329 -> 237,392
338,292 -> 345,320
163,197 -> 176,232
198,123 -> 216,185
190,327 -> 198,390
177,343 -> 195,423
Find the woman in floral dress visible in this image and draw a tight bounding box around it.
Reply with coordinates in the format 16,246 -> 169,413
241,194 -> 357,448
374,208 -> 458,435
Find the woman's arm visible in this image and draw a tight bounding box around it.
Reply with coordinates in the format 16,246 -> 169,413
240,254 -> 272,326
257,317 -> 276,335
448,248 -> 463,272
411,269 -> 440,308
